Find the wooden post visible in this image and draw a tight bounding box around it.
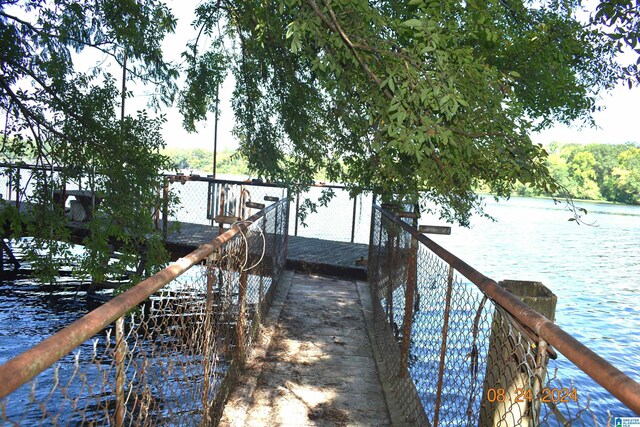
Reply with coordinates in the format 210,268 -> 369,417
479,280 -> 557,427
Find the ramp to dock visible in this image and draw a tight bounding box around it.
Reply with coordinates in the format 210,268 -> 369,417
220,272 -> 392,426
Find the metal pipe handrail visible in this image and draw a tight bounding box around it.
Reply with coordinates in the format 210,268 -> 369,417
375,204 -> 640,415
0,162 -> 65,172
0,199 -> 285,400
162,172 -> 365,192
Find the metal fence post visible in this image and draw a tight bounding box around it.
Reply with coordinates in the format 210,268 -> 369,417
385,229 -> 395,326
162,177 -> 169,242
367,200 -> 377,282
202,254 -> 216,423
479,280 -> 557,427
114,316 -> 126,427
284,189 -> 290,259
399,235 -> 418,377
294,192 -> 300,237
237,258 -> 248,363
15,167 -> 20,209
274,200 -> 279,263
350,194 -> 358,243
433,263 -> 454,427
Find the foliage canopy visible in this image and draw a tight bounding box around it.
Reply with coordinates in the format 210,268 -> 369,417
181,0 -> 631,224
0,0 -> 177,281
1,0 -> 638,283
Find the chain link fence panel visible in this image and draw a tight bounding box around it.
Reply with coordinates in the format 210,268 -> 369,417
369,205 -> 626,426
0,198 -> 288,426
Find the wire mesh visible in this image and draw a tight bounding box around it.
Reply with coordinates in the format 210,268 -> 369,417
289,186 -> 372,244
164,176 -> 287,227
368,205 -> 617,426
0,198 -> 288,426
0,164 -> 66,208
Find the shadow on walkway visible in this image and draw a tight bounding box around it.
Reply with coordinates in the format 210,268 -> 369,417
220,272 -> 391,426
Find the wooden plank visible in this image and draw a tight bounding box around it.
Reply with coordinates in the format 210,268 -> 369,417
418,225 -> 451,235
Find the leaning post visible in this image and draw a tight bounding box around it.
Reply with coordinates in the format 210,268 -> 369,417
479,280 -> 557,427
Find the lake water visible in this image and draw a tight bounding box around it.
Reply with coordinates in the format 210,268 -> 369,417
1,194 -> 639,422
423,196 -> 640,420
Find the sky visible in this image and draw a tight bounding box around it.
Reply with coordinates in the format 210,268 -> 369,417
144,1 -> 640,152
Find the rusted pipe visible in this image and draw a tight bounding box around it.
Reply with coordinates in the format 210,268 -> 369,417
294,192 -> 300,237
376,205 -> 640,415
237,269 -> 247,361
114,316 -> 126,427
433,264 -> 455,427
0,200 -> 285,400
399,236 -> 418,377
351,195 -> 358,243
162,177 -> 168,242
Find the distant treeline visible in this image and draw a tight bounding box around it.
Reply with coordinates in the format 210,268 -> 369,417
164,144 -> 640,205
515,142 -> 640,204
163,148 -> 249,176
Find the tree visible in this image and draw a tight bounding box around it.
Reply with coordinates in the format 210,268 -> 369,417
593,0 -> 640,86
0,0 -> 177,282
567,151 -> 602,200
181,0 -> 628,225
611,147 -> 640,204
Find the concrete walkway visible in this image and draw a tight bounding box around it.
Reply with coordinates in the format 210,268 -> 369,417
220,272 -> 391,426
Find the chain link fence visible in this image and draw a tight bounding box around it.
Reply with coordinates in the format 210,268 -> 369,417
162,175 -> 371,245
0,163 -> 68,209
0,197 -> 288,426
0,162 -> 126,223
289,185 -> 372,244
161,175 -> 287,226
368,204 -> 638,426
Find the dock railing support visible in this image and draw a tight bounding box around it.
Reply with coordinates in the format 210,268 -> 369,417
399,234 -> 418,377
114,316 -> 126,427
15,166 -> 20,209
479,280 -> 557,427
294,192 -> 300,237
162,177 -> 169,242
350,195 -> 357,243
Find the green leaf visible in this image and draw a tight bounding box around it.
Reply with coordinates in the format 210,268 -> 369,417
403,19 -> 423,28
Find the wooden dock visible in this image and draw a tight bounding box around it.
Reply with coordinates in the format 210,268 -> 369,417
1,201 -> 368,280
164,221 -> 368,280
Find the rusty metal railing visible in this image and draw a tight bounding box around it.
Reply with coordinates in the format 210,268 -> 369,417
368,203 -> 640,426
0,197 -> 288,425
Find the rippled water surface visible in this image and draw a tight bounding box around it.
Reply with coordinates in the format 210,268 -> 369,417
1,196 -> 639,421
425,197 -> 640,420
